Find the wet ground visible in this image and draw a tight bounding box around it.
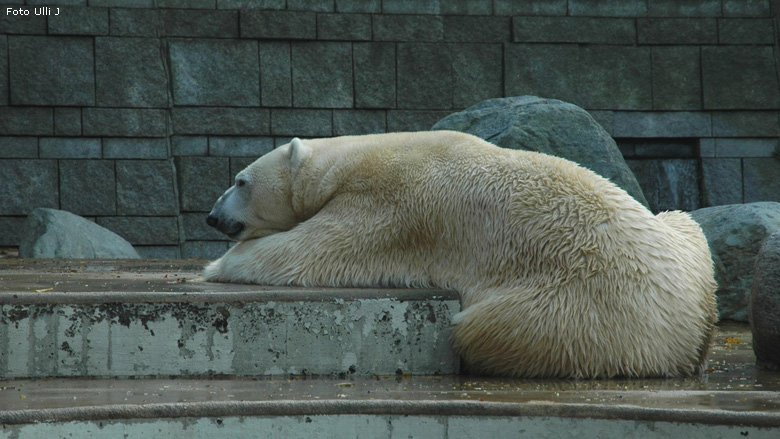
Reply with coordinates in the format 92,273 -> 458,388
0,258 -> 778,414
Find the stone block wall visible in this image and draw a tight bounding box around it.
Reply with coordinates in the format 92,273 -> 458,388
1,0 -> 779,258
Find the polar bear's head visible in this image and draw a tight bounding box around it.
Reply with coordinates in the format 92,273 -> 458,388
206,138 -> 311,241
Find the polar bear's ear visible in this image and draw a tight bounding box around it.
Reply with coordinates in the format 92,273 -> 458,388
289,138 -> 312,176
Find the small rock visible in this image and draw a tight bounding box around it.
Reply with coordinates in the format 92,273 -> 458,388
19,208 -> 139,259
690,202 -> 780,321
749,231 -> 780,370
433,96 -> 649,207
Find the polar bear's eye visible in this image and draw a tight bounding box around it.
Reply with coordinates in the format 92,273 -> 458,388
236,179 -> 247,187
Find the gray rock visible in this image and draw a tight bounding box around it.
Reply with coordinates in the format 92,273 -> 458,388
749,231 -> 780,370
20,208 -> 139,259
690,202 -> 780,321
433,96 -> 649,207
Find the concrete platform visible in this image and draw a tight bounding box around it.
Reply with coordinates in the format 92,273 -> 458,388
1,259 -> 779,437
0,259 -> 459,378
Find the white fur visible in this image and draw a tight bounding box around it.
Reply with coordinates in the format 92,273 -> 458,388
204,131 -> 718,378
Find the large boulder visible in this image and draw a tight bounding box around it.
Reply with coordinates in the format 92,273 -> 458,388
20,208 -> 139,259
690,202 -> 780,321
433,96 -> 649,208
749,231 -> 780,370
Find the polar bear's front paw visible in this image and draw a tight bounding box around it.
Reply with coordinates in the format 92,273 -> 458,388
202,259 -> 223,282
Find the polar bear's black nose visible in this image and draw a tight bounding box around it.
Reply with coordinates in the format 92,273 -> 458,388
206,214 -> 218,228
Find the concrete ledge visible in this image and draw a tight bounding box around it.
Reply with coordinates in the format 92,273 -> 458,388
2,399 -> 779,428
0,260 -> 459,379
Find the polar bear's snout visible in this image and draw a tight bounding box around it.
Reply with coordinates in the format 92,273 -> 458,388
206,186 -> 245,239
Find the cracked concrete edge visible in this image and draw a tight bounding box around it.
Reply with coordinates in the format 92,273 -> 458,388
0,289 -> 460,305
2,400 -> 780,428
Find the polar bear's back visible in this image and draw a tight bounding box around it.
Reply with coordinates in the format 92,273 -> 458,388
294,131 -> 718,377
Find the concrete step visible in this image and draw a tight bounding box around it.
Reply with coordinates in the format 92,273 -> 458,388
0,259 -> 459,379
1,374 -> 779,438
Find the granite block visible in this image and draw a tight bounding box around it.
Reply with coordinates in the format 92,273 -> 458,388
513,17 -> 635,44
0,160 -> 58,215
54,108 -> 82,136
240,11 -> 316,39
388,110 -> 452,132
354,42 -> 396,108
109,8 -> 158,37
288,0 -> 333,12
135,246 -> 180,259
271,109 -> 333,137
637,18 -> 717,44
59,159 -> 116,216
90,0 -> 154,7
444,16 -> 510,42
0,107 -> 53,136
181,212 -> 225,241
744,158 -> 780,202
48,6 -> 108,35
569,0 -> 647,16
715,138 -> 778,157
333,110 -> 387,136
0,35 -> 6,106
96,37 -> 169,108
172,136 -> 209,156
0,217 -> 27,246
440,0 -> 492,14
335,0 -> 381,13
230,157 -> 256,179
647,0 -> 722,17
0,7 -> 47,34
158,0 -> 215,7
217,0 -> 285,9
613,112 -> 712,137
702,46 -> 780,109
651,46 -> 702,110
452,43 -> 502,109
397,43 -> 452,110
723,0 -> 770,16
9,36 -> 95,106
83,108 -> 167,137
170,39 -> 259,106
505,44 -> 652,110
317,13 -> 371,40
718,18 -> 774,44
291,42 -> 352,108
259,42 -> 292,107
175,156 -> 230,211
701,159 -> 745,207
701,158 -> 744,206
382,0 -> 440,14
0,137 -> 37,158
161,9 -> 238,37
116,160 -> 179,215
712,112 -> 780,137
373,14 -> 443,41
96,216 -> 180,246
39,138 -> 101,159
494,0 -> 566,15
104,138 -> 169,159
209,137 -> 274,157
172,107 -> 270,135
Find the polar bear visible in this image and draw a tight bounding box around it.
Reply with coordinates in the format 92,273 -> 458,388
204,131 -> 718,379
